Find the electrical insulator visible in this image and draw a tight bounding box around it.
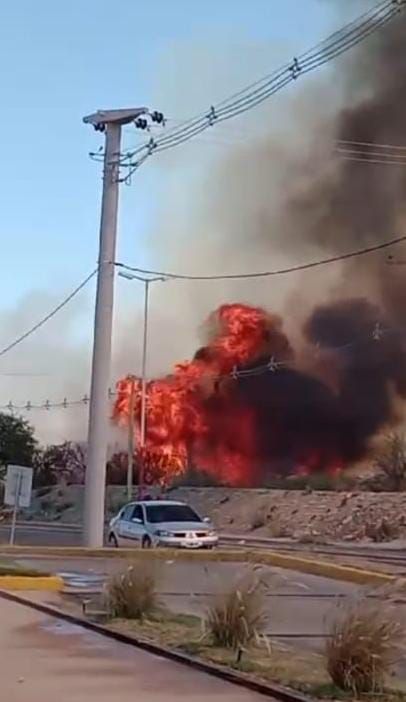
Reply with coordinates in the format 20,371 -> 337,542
150,110 -> 165,124
135,117 -> 148,130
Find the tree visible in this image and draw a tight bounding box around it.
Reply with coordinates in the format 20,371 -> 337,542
33,441 -> 86,488
106,451 -> 129,485
0,413 -> 37,469
105,448 -> 180,486
374,432 -> 406,491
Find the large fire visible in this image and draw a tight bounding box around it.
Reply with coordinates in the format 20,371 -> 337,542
112,13 -> 406,487
113,300 -> 406,486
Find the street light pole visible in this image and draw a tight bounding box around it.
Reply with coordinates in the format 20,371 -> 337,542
127,375 -> 136,500
83,108 -> 147,547
118,272 -> 165,500
139,278 -> 151,500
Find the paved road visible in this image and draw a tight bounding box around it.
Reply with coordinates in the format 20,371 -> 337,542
14,555 -> 363,648
0,596 -> 270,701
0,524 -> 83,546
2,523 -> 406,562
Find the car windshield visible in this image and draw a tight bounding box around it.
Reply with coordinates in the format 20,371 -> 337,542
145,504 -> 201,524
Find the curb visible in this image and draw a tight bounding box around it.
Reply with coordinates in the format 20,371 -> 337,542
0,575 -> 64,591
248,551 -> 398,586
0,589 -> 313,702
0,545 -> 399,586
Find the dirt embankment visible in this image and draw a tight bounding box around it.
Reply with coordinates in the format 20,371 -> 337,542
169,487 -> 406,542
15,485 -> 406,542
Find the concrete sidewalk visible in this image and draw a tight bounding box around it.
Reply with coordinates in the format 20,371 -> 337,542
0,597 -> 270,701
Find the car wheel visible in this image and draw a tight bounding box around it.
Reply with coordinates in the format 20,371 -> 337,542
108,532 -> 119,548
142,535 -> 152,549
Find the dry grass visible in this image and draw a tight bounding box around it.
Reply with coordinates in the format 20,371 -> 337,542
250,509 -> 267,530
104,564 -> 158,620
102,598 -> 406,699
109,610 -> 202,647
375,432 -> 406,491
204,572 -> 268,650
365,518 -> 400,543
107,608 -> 328,690
325,594 -> 404,696
267,518 -> 292,538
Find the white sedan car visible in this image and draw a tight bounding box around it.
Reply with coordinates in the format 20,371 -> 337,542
108,500 -> 219,549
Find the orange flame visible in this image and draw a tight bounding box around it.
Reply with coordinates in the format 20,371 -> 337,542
114,302 -> 348,486
113,303 -> 283,485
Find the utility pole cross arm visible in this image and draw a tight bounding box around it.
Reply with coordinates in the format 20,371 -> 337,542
83,108 -> 148,130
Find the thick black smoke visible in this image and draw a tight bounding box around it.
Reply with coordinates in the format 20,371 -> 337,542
286,16 -> 406,316
205,296 -> 406,480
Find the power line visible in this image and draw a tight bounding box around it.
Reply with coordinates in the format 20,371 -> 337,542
144,4 -> 392,150
0,388 -> 116,412
3,235 -> 403,407
123,127 -> 406,157
336,147 -> 406,161
4,318 -> 404,411
124,130 -> 406,154
335,143 -> 406,166
117,0 -> 405,178
116,234 -> 406,282
1,397 -> 91,411
338,155 -> 406,167
0,269 -> 98,359
337,139 -> 406,152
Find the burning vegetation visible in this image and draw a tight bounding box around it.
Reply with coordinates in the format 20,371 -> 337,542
113,298 -> 406,486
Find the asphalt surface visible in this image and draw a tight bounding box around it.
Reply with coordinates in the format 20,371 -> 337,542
0,524 -> 83,546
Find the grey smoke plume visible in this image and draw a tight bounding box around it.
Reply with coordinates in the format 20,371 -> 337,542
201,14 -> 406,318
0,287 -> 92,444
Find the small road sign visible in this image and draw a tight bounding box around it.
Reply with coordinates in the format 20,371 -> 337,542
5,465 -> 33,508
4,465 -> 33,545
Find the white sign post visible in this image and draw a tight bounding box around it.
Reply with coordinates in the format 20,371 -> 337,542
4,465 -> 33,545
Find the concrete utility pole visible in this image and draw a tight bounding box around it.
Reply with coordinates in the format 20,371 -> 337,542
83,108 -> 147,547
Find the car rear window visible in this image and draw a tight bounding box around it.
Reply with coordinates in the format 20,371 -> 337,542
145,504 -> 201,523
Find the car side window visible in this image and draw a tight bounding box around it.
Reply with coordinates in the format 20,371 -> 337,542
132,505 -> 144,523
122,505 -> 135,521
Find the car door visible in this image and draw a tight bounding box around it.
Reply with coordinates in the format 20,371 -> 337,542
117,505 -> 134,545
126,504 -> 145,546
